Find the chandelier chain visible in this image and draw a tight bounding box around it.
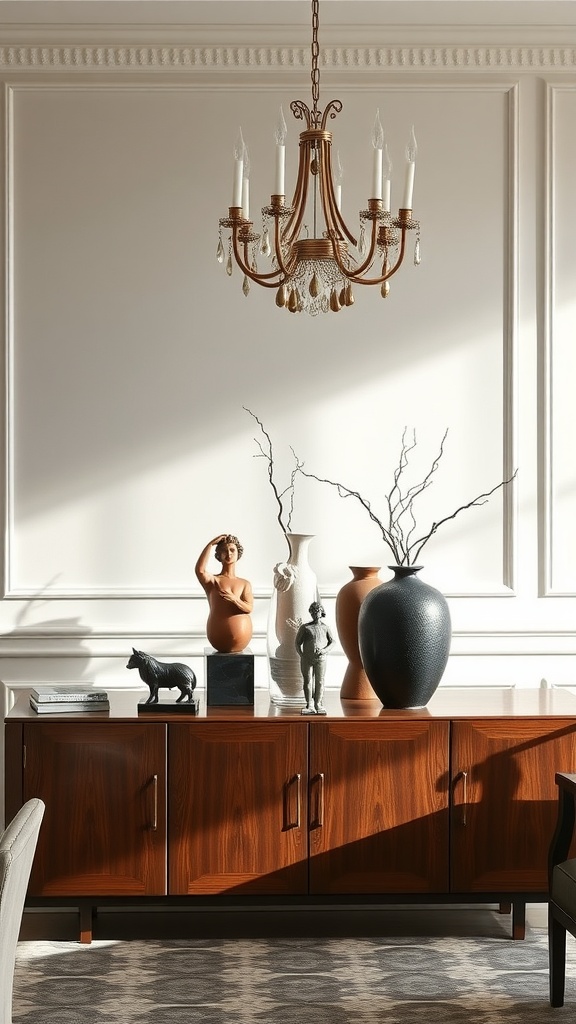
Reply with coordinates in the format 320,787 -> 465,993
310,0 -> 320,121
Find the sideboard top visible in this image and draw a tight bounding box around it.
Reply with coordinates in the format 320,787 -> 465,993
6,686 -> 576,723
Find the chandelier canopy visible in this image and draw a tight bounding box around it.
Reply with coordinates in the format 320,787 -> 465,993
217,0 -> 421,315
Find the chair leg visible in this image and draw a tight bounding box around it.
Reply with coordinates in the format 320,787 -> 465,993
549,905 -> 567,1007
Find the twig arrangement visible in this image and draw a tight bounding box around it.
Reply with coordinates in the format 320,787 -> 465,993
244,407 -> 303,552
297,427 -> 517,567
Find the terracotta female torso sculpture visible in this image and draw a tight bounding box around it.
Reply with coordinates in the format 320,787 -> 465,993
195,534 -> 253,653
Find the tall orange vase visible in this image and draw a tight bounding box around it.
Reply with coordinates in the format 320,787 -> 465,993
336,566 -> 382,701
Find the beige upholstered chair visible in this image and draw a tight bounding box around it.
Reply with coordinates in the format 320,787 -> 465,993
548,773 -> 576,1007
0,799 -> 45,1024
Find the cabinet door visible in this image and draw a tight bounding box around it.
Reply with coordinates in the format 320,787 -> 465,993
451,718 -> 576,892
169,722 -> 308,895
309,720 -> 450,894
23,722 -> 167,896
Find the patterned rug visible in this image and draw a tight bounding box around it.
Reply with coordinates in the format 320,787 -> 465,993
13,928 -> 576,1023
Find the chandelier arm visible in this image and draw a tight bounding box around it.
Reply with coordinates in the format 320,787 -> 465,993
320,139 -> 357,247
350,218 -> 380,276
281,138 -> 311,246
347,229 -> 409,286
231,229 -> 286,286
272,216 -> 299,280
326,217 -> 400,284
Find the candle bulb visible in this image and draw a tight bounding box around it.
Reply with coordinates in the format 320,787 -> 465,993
371,109 -> 384,201
275,106 -> 287,196
402,124 -> 417,210
242,144 -> 250,220
383,145 -> 392,214
232,128 -> 245,208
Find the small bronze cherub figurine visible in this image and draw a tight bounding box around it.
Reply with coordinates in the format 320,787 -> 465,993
295,602 -> 335,715
126,648 -> 197,704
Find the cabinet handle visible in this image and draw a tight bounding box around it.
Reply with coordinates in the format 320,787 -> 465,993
461,770 -> 468,826
285,774 -> 301,830
151,774 -> 158,831
310,772 -> 325,829
295,772 -> 301,828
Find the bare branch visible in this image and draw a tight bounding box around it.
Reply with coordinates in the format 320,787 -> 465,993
297,428 -> 517,567
408,470 -> 518,564
244,408 -> 300,550
244,407 -> 288,543
297,464 -> 403,565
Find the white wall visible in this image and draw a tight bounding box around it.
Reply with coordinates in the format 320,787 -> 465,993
2,3 -> 576,739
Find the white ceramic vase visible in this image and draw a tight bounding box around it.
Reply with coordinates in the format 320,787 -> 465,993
267,533 -> 319,707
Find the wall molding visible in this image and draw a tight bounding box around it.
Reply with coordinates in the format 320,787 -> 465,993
1,628 -> 575,659
1,79 -> 519,603
542,81 -> 576,598
1,44 -> 576,74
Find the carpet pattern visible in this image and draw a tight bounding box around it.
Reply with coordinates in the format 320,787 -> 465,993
13,930 -> 576,1023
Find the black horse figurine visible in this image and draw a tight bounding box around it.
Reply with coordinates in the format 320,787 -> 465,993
126,648 -> 197,704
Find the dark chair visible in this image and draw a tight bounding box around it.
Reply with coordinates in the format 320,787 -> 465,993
0,799 -> 45,1024
548,772 -> 576,1006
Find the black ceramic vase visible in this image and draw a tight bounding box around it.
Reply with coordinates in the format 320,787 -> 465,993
358,565 -> 451,709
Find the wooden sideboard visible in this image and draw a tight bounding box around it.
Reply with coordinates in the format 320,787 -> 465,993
5,686 -> 576,942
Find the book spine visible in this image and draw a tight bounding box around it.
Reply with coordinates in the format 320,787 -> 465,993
30,701 -> 110,713
32,692 -> 108,703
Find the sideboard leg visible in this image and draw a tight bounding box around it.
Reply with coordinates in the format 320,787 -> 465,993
499,901 -> 512,914
79,901 -> 94,944
512,899 -> 526,939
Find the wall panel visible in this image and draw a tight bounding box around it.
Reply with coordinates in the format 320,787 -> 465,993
0,19 -> 574,711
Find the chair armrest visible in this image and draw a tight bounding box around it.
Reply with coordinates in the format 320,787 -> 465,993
556,772 -> 576,795
549,773 -> 576,885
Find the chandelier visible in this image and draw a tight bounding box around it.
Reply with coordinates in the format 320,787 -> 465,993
217,0 -> 421,315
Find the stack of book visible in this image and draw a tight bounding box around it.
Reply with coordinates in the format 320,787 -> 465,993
30,685 -> 110,714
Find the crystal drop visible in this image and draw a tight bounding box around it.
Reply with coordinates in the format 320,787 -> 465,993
344,282 -> 354,306
309,273 -> 320,298
276,283 -> 287,307
226,255 -> 233,277
414,237 -> 421,266
242,275 -> 250,297
381,279 -> 390,298
339,287 -> 346,306
260,228 -> 271,257
329,288 -> 341,312
216,236 -> 224,264
358,226 -> 366,257
288,288 -> 299,313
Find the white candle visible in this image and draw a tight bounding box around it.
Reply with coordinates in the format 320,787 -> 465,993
232,128 -> 244,208
383,145 -> 392,213
371,110 -> 384,201
402,163 -> 415,209
275,145 -> 285,195
275,107 -> 287,195
242,144 -> 250,219
402,125 -> 417,209
335,184 -> 342,211
242,178 -> 250,220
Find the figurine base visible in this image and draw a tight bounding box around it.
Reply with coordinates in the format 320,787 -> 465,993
205,648 -> 255,706
138,698 -> 200,715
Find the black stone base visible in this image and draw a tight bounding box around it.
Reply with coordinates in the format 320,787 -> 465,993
206,649 -> 255,706
138,698 -> 200,714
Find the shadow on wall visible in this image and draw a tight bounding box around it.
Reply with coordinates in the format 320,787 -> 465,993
0,584 -> 94,827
